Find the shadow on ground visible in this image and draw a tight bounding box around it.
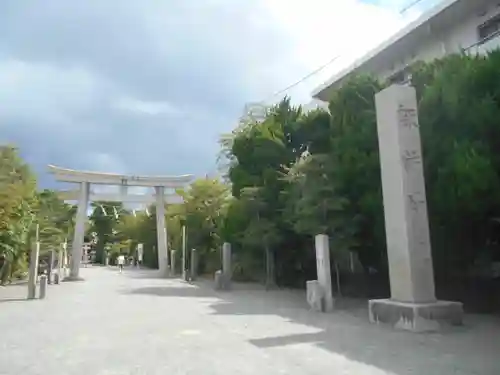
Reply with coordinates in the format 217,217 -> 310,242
104,266 -> 173,280
125,273 -> 500,375
128,285 -> 212,298
0,297 -> 28,303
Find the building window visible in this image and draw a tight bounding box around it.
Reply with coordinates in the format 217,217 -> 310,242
478,13 -> 500,42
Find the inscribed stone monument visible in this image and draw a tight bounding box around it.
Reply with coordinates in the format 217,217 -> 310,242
369,84 -> 463,332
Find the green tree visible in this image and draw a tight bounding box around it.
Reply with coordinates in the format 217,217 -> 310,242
175,178 -> 230,275
88,202 -> 124,264
0,145 -> 37,283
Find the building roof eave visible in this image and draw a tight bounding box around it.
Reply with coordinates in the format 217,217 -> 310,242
311,0 -> 462,101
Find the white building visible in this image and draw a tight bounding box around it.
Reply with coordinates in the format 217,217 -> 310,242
302,99 -> 329,113
241,102 -> 267,123
312,0 -> 500,101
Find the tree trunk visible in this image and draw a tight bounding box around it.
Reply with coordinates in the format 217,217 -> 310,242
265,243 -> 276,290
334,260 -> 342,297
0,260 -> 11,285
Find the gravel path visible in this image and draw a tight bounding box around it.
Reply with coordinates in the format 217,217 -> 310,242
0,266 -> 499,375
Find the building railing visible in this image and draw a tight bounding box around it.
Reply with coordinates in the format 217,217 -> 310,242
463,31 -> 500,55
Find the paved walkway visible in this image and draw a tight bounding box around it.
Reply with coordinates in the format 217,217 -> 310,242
1,267 -> 499,375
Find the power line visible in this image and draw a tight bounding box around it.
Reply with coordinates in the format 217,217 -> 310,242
256,0 -> 429,105
400,0 -> 426,14
262,54 -> 341,103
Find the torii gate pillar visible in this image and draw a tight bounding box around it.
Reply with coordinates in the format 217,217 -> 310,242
155,186 -> 169,276
66,182 -> 89,281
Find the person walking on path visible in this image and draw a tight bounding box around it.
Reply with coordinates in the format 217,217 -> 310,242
117,254 -> 125,273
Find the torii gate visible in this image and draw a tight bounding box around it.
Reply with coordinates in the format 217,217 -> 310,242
48,165 -> 193,280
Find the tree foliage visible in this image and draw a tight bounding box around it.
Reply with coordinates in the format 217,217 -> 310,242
0,146 -> 75,283
219,51 -> 500,301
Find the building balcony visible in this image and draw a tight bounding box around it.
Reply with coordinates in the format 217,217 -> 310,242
465,32 -> 500,55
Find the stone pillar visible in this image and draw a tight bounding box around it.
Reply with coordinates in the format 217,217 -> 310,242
370,84 -> 463,332
39,274 -> 47,299
137,243 -> 144,267
62,241 -> 68,276
155,186 -> 169,276
67,182 -> 89,281
181,225 -> 187,280
222,242 -> 231,280
315,234 -> 334,312
56,247 -> 63,284
190,249 -> 198,281
27,241 -> 40,299
215,243 -> 232,290
214,270 -> 224,290
171,250 -> 177,275
47,249 -> 56,284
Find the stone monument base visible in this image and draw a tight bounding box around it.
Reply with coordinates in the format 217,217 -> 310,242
368,298 -> 463,333
306,280 -> 333,312
214,270 -> 230,291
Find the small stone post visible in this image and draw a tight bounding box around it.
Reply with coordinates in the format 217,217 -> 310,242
315,234 -> 334,312
47,249 -> 56,284
222,242 -> 231,280
27,240 -> 40,300
306,280 -> 324,312
190,249 -> 198,281
215,242 -> 231,290
55,248 -> 63,285
137,243 -> 144,268
39,274 -> 47,299
170,250 -> 177,275
62,241 -> 68,276
370,84 -> 463,332
181,225 -> 187,280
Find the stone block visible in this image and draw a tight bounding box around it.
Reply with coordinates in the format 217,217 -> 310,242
306,280 -> 325,312
369,299 -> 464,333
214,270 -> 230,291
39,275 -> 47,299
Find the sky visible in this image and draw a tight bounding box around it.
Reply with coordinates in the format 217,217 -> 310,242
0,0 -> 438,188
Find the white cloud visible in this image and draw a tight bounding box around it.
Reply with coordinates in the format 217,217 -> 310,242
85,152 -> 127,174
113,97 -> 181,116
0,60 -> 106,131
259,0 -> 427,103
0,0 -> 438,184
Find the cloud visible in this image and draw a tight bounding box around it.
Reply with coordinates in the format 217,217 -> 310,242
112,98 -> 181,117
0,0 -> 434,188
